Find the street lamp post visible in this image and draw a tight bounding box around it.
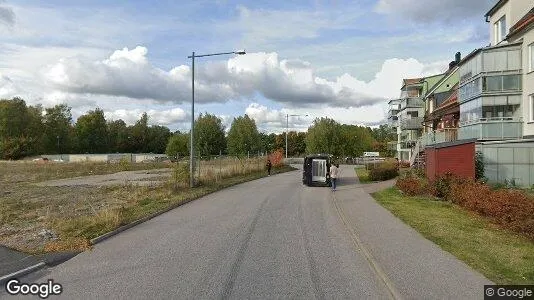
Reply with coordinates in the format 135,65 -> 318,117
285,114 -> 309,158
187,50 -> 246,188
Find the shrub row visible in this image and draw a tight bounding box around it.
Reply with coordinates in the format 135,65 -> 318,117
368,160 -> 399,181
396,173 -> 534,240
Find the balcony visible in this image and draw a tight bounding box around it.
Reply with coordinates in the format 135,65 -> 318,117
459,117 -> 523,140
388,117 -> 398,128
399,140 -> 417,150
388,109 -> 399,118
400,117 -> 423,130
400,98 -> 424,110
422,128 -> 458,146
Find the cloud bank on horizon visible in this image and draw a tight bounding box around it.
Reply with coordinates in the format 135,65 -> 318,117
0,0 -> 495,132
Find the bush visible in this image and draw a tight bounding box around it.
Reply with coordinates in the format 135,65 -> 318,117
369,165 -> 398,181
368,160 -> 399,181
396,175 -> 431,196
171,163 -> 190,190
448,180 -> 534,239
399,161 -> 411,168
268,149 -> 284,167
119,157 -> 131,171
433,173 -> 456,198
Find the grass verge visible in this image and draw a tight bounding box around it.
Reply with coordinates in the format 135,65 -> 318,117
355,167 -> 371,183
372,187 -> 534,284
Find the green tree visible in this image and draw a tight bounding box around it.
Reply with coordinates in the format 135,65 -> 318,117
75,108 -> 109,153
165,132 -> 189,158
43,104 -> 73,154
147,125 -> 171,153
370,124 -> 396,157
337,125 -> 376,157
0,98 -> 44,159
259,132 -> 276,154
227,114 -> 261,156
286,131 -> 307,157
305,117 -> 341,156
131,113 -> 149,153
194,113 -> 226,157
107,119 -> 130,153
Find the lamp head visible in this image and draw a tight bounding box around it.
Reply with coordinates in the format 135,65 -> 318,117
234,50 -> 246,55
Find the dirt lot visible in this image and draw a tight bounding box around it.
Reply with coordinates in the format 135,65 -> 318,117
0,157 -> 270,253
0,161 -> 171,252
36,169 -> 171,187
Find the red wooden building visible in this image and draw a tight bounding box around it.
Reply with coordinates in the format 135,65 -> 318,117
425,140 -> 476,181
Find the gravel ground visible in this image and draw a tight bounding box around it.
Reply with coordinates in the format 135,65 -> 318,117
34,169 -> 172,187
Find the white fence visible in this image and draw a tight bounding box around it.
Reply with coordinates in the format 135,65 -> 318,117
40,153 -> 169,163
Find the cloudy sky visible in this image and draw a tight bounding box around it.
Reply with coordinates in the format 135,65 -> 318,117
0,0 -> 495,133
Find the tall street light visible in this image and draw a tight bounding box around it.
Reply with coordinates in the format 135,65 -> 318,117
285,114 -> 309,158
187,50 -> 246,188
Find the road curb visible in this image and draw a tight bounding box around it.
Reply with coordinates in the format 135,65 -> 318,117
90,195 -> 200,245
0,262 -> 46,285
90,167 -> 297,245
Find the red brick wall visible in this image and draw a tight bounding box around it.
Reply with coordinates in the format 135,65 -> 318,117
425,142 -> 475,181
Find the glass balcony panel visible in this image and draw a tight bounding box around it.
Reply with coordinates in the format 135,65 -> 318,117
459,118 -> 523,140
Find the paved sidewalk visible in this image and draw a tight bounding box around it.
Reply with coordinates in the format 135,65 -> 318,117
333,165 -> 492,299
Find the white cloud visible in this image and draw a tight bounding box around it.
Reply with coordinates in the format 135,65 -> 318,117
245,102 -> 388,133
45,46 -> 448,110
104,107 -> 188,126
41,91 -> 97,109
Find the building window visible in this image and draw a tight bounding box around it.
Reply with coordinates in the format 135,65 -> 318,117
529,43 -> 534,72
482,75 -> 521,92
494,16 -> 506,44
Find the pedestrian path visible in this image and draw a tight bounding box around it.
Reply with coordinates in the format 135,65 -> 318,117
332,165 -> 492,299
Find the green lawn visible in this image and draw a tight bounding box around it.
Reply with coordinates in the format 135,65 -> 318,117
354,167 -> 371,183
373,187 -> 534,284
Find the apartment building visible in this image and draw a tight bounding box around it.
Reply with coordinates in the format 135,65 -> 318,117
440,0 -> 534,185
388,74 -> 445,162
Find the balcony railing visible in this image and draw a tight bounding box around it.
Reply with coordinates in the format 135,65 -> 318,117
400,98 -> 424,110
422,128 -> 458,146
399,140 -> 417,150
459,117 -> 523,140
400,117 -> 423,130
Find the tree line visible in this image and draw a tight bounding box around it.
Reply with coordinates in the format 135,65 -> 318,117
0,97 -> 396,160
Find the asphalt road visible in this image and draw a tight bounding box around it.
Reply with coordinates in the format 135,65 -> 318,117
2,166 -> 491,299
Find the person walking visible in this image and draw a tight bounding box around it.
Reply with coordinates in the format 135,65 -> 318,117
330,163 -> 339,191
266,159 -> 272,176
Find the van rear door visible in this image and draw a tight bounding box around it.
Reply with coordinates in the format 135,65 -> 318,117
311,159 -> 327,182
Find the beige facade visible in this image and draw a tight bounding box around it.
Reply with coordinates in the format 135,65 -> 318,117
510,28 -> 534,136
487,0 -> 534,137
488,0 -> 532,46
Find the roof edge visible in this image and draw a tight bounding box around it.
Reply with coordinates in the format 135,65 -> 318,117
484,0 -> 508,18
